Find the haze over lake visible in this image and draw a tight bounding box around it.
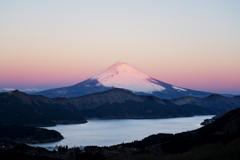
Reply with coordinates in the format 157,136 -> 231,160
32,116 -> 213,148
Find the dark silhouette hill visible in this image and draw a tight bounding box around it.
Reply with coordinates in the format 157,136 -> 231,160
0,90 -> 87,127
105,108 -> 240,159
0,125 -> 63,145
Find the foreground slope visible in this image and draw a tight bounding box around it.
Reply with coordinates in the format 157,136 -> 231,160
34,62 -> 213,99
0,125 -> 63,144
98,107 -> 240,159
1,107 -> 240,160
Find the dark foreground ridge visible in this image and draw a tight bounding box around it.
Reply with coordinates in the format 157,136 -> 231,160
1,108 -> 240,160
0,125 -> 63,145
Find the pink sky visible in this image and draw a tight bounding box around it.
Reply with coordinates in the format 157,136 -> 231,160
0,1 -> 240,94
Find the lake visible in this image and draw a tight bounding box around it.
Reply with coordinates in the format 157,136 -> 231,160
31,115 -> 213,148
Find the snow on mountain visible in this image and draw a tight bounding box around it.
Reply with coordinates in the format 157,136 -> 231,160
0,88 -> 40,93
172,86 -> 187,92
91,62 -> 165,93
1,88 -> 15,91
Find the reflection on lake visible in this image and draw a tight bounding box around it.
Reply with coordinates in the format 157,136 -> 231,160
31,115 -> 213,148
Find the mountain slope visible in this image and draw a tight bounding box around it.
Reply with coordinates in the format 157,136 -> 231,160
91,62 -> 165,93
2,89 -> 238,124
34,62 -> 213,99
52,88 -> 216,118
171,94 -> 240,113
0,90 -> 87,127
0,89 -> 217,124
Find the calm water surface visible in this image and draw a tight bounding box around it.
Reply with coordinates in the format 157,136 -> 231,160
31,116 -> 213,147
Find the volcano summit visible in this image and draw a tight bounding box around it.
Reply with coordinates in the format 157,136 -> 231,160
34,62 -> 212,99
91,62 -> 165,93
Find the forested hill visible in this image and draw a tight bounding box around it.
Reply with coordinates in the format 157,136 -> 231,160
0,125 -> 63,145
1,89 -> 240,127
0,90 -> 87,127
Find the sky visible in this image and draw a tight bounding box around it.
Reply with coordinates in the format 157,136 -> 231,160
0,0 -> 240,95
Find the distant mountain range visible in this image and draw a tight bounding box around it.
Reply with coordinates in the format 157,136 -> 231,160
1,89 -> 239,126
33,62 -> 215,99
0,88 -> 40,94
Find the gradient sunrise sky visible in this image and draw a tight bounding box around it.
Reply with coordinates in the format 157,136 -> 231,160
0,0 -> 240,94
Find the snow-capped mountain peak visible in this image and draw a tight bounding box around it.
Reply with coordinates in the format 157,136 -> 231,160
91,62 -> 165,93
33,62 -> 213,99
